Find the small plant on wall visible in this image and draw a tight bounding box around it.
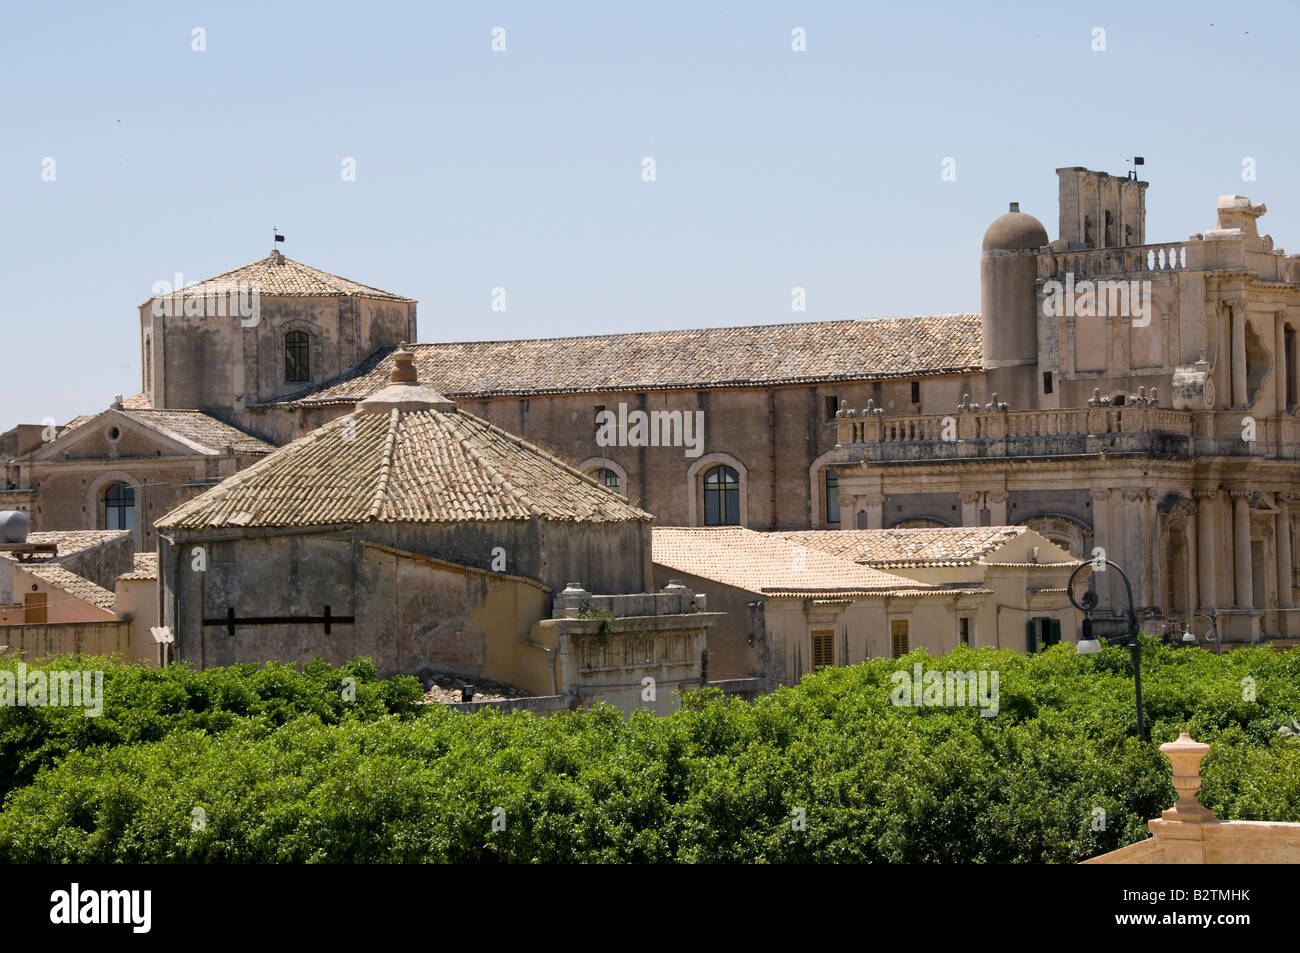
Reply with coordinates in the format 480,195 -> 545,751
577,602 -> 615,646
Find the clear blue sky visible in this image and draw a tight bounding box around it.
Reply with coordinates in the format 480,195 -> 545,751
2,0 -> 1296,431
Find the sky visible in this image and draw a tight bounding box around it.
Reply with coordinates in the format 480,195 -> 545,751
2,0 -> 1297,431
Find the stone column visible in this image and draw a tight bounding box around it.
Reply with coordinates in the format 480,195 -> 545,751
1277,498 -> 1294,609
1231,304 -> 1248,408
986,489 -> 1009,526
1090,488 -> 1114,610
1231,489 -> 1253,608
1195,488 -> 1217,610
960,491 -> 982,527
862,493 -> 884,530
1185,509 -> 1199,619
1124,488 -> 1154,611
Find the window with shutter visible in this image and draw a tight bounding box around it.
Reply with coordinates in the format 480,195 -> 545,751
890,619 -> 909,658
811,630 -> 834,671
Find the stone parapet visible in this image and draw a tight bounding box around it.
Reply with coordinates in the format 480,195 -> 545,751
834,408 -> 1300,462
1084,732 -> 1300,864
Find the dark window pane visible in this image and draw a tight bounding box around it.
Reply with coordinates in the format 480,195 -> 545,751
105,483 -> 134,532
285,331 -> 310,382
703,465 -> 739,526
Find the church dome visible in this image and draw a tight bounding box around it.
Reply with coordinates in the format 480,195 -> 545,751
982,202 -> 1049,252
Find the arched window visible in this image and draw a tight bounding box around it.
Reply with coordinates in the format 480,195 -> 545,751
703,465 -> 740,526
590,467 -> 620,491
825,468 -> 840,524
285,330 -> 310,383
104,483 -> 134,531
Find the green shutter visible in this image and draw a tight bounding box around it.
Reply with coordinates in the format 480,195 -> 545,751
1048,619 -> 1062,647
1027,619 -> 1039,653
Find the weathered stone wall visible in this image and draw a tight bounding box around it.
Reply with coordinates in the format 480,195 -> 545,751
144,292 -> 416,432
162,530 -> 556,686
0,620 -> 132,661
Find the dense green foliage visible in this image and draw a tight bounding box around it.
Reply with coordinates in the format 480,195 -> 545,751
0,641 -> 1296,863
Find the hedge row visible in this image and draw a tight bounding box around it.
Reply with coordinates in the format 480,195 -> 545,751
0,641 -> 1296,862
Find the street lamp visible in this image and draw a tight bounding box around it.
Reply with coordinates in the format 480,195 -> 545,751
1182,611 -> 1222,655
1068,558 -> 1145,741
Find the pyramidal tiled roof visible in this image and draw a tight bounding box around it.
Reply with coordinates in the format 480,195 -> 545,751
775,526 -> 1034,567
155,396 -> 650,531
278,314 -> 982,405
142,251 -> 413,304
651,526 -> 937,596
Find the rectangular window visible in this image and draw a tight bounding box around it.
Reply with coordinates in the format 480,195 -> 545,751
1043,371 -> 1053,394
824,395 -> 839,421
24,592 -> 47,624
959,617 -> 971,646
1027,617 -> 1062,652
1286,326 -> 1296,409
910,381 -> 920,404
825,468 -> 840,524
891,619 -> 909,659
811,630 -> 834,671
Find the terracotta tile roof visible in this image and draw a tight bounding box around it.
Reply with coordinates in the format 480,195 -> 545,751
119,410 -> 275,455
0,530 -> 130,567
775,526 -> 1033,567
122,393 -> 150,409
279,314 -> 982,405
652,526 -> 929,596
155,404 -> 651,531
118,553 -> 158,582
141,251 -> 413,305
60,415 -> 94,433
22,564 -> 117,611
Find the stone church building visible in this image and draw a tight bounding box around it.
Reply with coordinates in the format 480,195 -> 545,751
4,165 -> 1297,647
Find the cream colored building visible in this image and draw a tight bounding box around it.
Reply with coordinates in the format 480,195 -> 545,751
651,525 -> 1080,686
777,526 -> 1082,653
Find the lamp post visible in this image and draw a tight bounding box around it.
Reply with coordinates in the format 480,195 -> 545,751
1068,558 -> 1146,742
1181,610 -> 1221,656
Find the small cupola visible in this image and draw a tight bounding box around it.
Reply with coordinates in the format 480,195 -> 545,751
356,343 -> 457,413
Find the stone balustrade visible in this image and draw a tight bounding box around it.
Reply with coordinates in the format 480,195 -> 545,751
1040,242 -> 1197,280
834,407 -> 1299,461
